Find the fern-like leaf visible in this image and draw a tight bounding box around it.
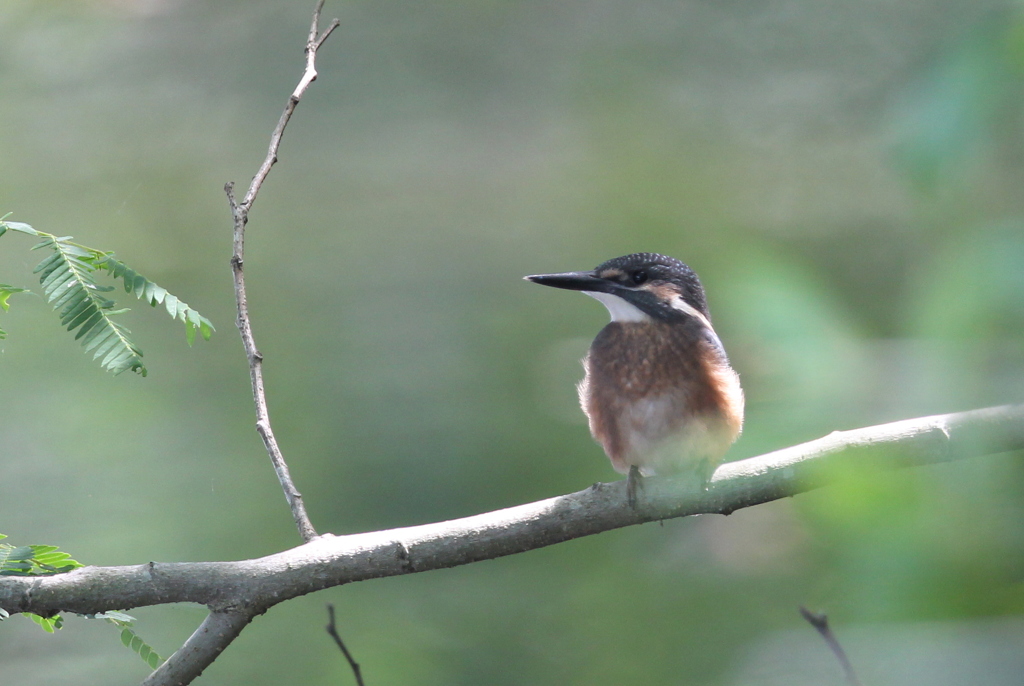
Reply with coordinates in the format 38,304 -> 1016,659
30,235 -> 146,375
1,218 -> 214,375
0,534 -> 85,634
0,533 -> 83,632
0,544 -> 35,576
120,626 -> 163,669
0,535 -> 83,577
90,612 -> 165,669
96,254 -> 214,345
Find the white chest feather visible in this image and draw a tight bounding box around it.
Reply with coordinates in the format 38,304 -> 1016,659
608,394 -> 735,476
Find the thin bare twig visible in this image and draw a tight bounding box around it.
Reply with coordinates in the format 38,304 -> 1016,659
225,1 -> 339,544
800,607 -> 862,686
326,604 -> 366,686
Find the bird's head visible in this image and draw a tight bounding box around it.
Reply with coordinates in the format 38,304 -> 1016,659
525,253 -> 711,325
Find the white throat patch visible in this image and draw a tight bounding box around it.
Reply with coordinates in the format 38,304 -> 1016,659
584,291 -> 651,323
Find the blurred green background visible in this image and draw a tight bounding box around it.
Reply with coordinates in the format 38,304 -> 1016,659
2,0 -> 1024,684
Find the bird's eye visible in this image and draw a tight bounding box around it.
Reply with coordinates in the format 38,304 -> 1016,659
631,270 -> 648,285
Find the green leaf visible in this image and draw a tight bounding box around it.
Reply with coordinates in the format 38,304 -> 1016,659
2,219 -> 210,374
0,284 -> 28,312
116,626 -> 163,670
7,546 -> 34,562
95,254 -> 215,344
28,613 -> 61,633
74,311 -> 106,341
26,237 -> 147,375
0,220 -> 40,236
0,534 -> 83,577
0,283 -> 30,339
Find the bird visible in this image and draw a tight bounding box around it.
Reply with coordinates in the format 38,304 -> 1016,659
525,253 -> 744,507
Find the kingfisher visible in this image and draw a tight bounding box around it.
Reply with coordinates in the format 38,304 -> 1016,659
526,253 -> 744,507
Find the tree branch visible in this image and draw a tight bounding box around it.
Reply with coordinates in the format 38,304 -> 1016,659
224,1 -> 339,545
142,609 -> 255,686
3,405 -> 1021,624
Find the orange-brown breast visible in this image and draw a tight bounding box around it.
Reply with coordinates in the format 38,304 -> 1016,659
579,319 -> 743,474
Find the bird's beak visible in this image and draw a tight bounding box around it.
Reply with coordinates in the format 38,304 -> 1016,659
524,270 -> 614,293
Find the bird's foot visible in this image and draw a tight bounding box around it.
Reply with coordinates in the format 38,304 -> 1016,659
626,465 -> 643,509
696,459 -> 716,491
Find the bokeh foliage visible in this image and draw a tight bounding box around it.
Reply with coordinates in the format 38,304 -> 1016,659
1,1 -> 1023,684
